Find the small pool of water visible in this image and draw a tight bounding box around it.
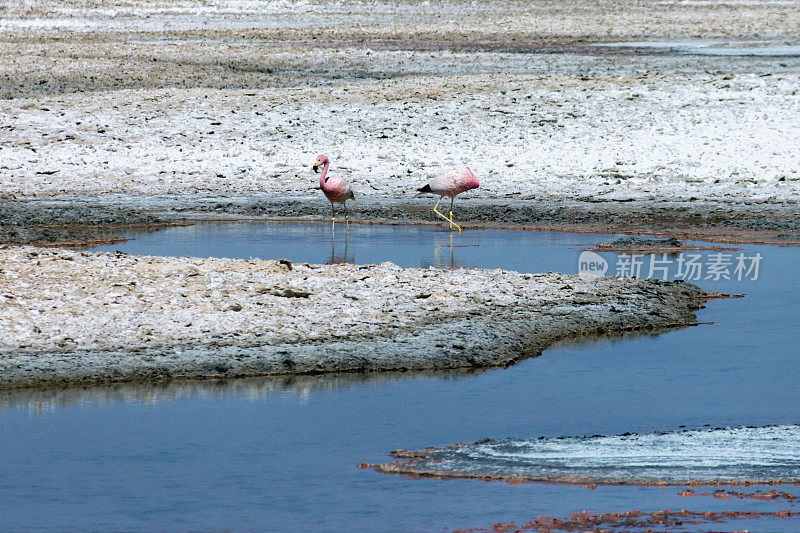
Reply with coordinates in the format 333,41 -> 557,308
2,221 -> 800,531
93,220 -> 607,272
597,40 -> 800,57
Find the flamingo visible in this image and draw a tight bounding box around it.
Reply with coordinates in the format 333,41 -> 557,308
312,154 -> 355,227
417,166 -> 479,233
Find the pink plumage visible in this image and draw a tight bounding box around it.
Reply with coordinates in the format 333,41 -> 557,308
420,166 -> 480,197
417,166 -> 479,233
312,154 -> 354,223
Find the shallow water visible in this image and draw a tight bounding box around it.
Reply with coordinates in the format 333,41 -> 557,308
92,219 -> 605,271
3,221 -> 800,531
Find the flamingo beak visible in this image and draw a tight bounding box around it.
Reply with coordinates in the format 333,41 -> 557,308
312,162 -> 320,173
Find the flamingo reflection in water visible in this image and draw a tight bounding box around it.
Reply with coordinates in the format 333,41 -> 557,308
327,225 -> 351,265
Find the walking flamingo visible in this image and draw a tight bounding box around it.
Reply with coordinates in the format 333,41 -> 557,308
312,155 -> 355,227
417,166 -> 479,233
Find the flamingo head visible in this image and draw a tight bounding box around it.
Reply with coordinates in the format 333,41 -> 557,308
312,154 -> 329,174
464,167 -> 480,190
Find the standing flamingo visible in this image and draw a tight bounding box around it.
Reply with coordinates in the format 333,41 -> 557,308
417,166 -> 479,233
312,155 -> 355,227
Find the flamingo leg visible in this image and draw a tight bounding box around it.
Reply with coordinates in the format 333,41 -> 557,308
432,196 -> 455,230
330,202 -> 335,235
345,202 -> 349,228
449,196 -> 462,234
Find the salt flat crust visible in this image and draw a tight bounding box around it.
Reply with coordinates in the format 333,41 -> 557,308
0,247 -> 704,388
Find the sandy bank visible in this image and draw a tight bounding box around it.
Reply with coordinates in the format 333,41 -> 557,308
0,246 -> 705,389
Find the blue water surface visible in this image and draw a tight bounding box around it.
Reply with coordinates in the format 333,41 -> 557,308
1,222 -> 799,531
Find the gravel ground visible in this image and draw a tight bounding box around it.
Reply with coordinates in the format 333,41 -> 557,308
0,246 -> 705,389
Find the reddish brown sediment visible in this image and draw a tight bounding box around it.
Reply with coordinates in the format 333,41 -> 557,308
369,460 -> 800,487
679,488 -> 800,503
589,242 -> 741,253
453,509 -> 800,532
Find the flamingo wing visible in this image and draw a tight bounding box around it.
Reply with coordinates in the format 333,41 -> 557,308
427,168 -> 461,196
322,175 -> 354,203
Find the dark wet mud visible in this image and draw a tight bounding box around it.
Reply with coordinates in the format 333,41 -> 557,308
0,199 -> 169,246
3,196 -> 800,246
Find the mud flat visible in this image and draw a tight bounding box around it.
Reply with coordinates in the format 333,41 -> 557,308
0,246 -> 705,390
2,0 -> 800,246
368,425 -> 800,486
3,72 -> 799,207
4,195 -> 800,248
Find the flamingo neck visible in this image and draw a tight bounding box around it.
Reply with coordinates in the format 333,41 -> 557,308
319,161 -> 330,187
